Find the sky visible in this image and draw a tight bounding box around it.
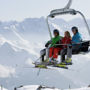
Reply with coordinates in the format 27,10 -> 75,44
0,0 -> 90,21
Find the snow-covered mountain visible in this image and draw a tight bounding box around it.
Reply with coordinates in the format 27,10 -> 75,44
0,17 -> 90,90
16,85 -> 60,90
16,85 -> 90,90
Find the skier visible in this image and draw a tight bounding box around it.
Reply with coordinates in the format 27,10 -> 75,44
49,29 -> 63,63
72,26 -> 82,44
40,29 -> 63,62
60,26 -> 82,64
60,31 -> 72,64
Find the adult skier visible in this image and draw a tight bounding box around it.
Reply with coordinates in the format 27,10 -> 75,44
60,26 -> 82,64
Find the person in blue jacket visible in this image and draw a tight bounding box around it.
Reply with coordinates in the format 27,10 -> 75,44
60,26 -> 82,64
72,27 -> 82,44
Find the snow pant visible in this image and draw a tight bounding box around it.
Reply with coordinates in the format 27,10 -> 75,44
60,45 -> 81,62
49,47 -> 62,59
40,48 -> 49,62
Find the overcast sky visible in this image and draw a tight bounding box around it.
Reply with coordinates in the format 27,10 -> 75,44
0,0 -> 90,21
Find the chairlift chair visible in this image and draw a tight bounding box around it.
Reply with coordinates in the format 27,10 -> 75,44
46,0 -> 90,55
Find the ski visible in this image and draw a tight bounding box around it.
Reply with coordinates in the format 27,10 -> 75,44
53,65 -> 68,69
33,61 -> 69,70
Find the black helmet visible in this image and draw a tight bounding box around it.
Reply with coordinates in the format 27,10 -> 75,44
53,29 -> 59,35
72,26 -> 78,33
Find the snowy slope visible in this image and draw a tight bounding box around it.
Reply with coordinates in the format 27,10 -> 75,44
0,85 -> 8,90
0,17 -> 90,90
17,85 -> 60,90
70,87 -> 90,90
0,39 -> 35,66
16,85 -> 90,90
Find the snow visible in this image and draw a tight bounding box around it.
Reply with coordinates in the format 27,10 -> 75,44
17,85 -> 60,90
69,87 -> 90,90
0,17 -> 90,90
2,88 -> 8,90
0,64 -> 15,78
0,86 -> 8,90
16,85 -> 90,90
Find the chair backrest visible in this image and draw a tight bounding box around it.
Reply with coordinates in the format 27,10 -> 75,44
80,41 -> 90,52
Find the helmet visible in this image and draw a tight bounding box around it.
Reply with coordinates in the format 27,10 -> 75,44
53,29 -> 59,35
72,26 -> 78,33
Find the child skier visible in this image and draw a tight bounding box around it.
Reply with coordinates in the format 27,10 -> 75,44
60,31 -> 72,64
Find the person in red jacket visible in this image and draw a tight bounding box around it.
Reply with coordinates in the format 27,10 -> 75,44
61,31 -> 71,48
60,31 -> 72,63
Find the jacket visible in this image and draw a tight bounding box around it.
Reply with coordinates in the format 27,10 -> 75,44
72,32 -> 82,44
45,36 -> 63,47
61,37 -> 71,48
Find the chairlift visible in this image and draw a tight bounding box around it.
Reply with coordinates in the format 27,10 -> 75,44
46,0 -> 90,54
34,0 -> 90,69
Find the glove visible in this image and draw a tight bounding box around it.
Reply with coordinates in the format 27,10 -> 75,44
45,42 -> 49,47
69,45 -> 72,49
45,40 -> 52,47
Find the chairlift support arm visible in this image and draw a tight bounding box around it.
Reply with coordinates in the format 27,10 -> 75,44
46,0 -> 90,39
46,9 -> 90,39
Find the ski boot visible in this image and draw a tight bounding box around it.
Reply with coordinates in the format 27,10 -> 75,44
59,61 -> 67,65
65,58 -> 72,65
43,59 -> 49,63
48,58 -> 58,65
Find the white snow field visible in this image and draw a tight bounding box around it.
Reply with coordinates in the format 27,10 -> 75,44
16,85 -> 90,90
0,86 -> 7,90
16,85 -> 59,90
0,17 -> 90,90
